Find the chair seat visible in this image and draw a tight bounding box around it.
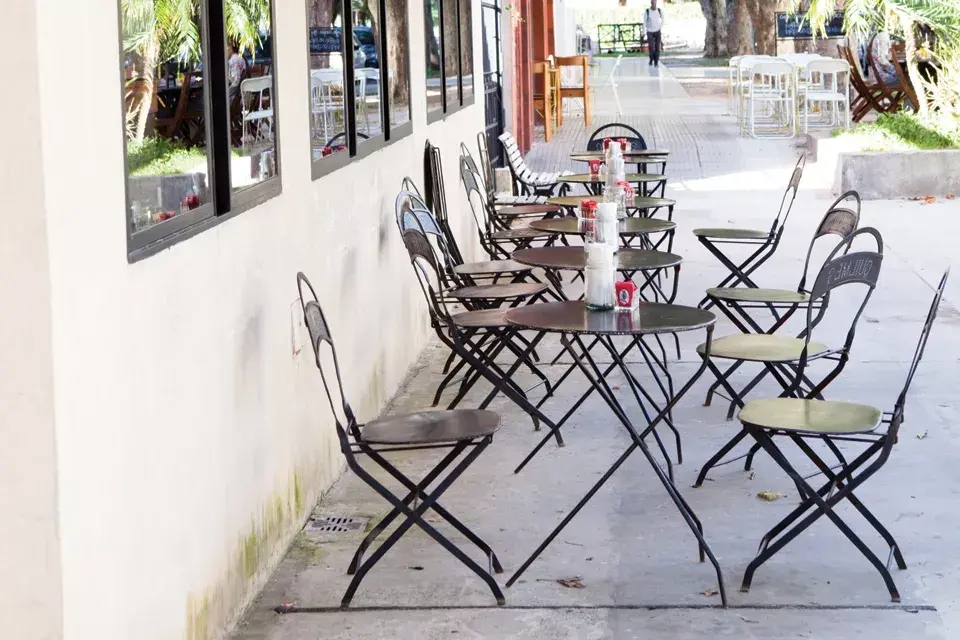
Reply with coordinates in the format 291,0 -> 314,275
450,308 -> 510,328
495,194 -> 548,206
244,108 -> 274,121
491,228 -> 555,241
448,282 -> 549,300
805,90 -> 847,101
693,227 -> 770,240
707,287 -> 810,304
740,398 -> 883,435
697,334 -> 829,362
361,410 -> 501,445
453,259 -> 532,276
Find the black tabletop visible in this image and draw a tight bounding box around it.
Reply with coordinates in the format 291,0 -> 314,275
530,217 -> 676,236
506,301 -> 716,335
547,195 -> 675,209
512,246 -> 682,271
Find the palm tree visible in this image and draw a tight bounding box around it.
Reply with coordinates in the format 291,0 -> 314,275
805,0 -> 960,114
123,0 -> 270,142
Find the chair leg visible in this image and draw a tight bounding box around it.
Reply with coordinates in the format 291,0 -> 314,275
342,440 -> 506,607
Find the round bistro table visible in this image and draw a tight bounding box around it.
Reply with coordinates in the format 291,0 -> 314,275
502,300 -> 726,605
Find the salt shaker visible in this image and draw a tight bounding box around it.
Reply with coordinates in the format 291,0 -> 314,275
596,202 -> 620,254
584,242 -> 616,311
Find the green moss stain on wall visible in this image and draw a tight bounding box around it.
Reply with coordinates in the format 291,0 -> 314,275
185,465 -> 318,640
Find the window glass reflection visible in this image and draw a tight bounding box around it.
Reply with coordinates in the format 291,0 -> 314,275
386,0 -> 411,128
459,0 -> 473,101
425,0 -> 443,113
308,0 -> 349,160
355,6 -> 382,142
442,0 -> 460,107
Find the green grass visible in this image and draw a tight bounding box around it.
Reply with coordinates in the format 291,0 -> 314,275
837,113 -> 960,151
127,137 -> 209,176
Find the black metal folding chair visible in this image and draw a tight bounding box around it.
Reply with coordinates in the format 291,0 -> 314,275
586,122 -> 667,193
461,157 -> 559,260
695,218 -> 875,487
499,131 -> 571,197
719,249 -> 947,603
400,227 -> 561,437
695,156 -> 807,311
296,273 -> 505,607
699,192 -> 862,423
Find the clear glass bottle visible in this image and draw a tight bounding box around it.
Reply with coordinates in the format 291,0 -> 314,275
584,242 -> 616,310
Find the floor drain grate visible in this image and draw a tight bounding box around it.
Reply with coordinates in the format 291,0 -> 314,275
309,516 -> 368,533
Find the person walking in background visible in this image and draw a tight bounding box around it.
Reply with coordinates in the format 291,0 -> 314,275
645,0 -> 663,67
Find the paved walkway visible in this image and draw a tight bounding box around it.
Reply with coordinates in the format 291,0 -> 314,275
232,62 -> 960,640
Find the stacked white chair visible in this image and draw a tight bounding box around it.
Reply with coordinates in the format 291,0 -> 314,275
800,58 -> 851,133
745,60 -> 796,139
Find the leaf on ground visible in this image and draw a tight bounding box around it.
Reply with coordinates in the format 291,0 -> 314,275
276,602 -> 296,613
748,471 -> 756,481
757,490 -> 784,502
557,576 -> 586,589
409,565 -> 425,571
947,194 -> 956,200
916,430 -> 929,440
585,557 -> 594,562
702,588 -> 719,597
922,195 -> 937,204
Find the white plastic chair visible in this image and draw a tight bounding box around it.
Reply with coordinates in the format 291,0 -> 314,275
734,55 -> 771,130
745,61 -> 796,139
355,68 -> 381,136
310,69 -> 346,140
595,54 -> 623,116
801,58 -> 851,133
240,76 -> 274,144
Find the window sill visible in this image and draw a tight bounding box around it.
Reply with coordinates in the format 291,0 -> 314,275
426,94 -> 478,125
127,178 -> 282,263
310,121 -> 414,181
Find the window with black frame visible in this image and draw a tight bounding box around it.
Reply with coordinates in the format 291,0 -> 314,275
308,0 -> 412,174
425,0 -> 473,118
119,0 -> 279,259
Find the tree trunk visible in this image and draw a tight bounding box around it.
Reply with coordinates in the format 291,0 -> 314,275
726,0 -> 752,56
131,38 -> 158,143
902,19 -> 928,115
425,0 -> 441,70
744,0 -> 776,55
387,0 -> 410,104
699,0 -> 717,57
712,0 -> 729,57
310,0 -> 337,69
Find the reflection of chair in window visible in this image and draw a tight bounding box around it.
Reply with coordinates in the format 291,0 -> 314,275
355,68 -> 381,136
311,69 -> 346,141
240,76 -> 274,144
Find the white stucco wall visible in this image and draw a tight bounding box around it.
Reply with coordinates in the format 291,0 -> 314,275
0,1 -> 63,638
26,0 -> 484,638
554,0 -> 578,56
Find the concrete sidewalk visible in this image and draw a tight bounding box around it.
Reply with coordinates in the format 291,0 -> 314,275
231,62 -> 960,640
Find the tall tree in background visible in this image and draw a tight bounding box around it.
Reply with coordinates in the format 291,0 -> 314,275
726,0 -> 753,56
743,0 -> 776,55
699,0 -> 729,56
365,0 -> 410,108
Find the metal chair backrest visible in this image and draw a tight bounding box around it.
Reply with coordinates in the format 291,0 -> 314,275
461,142 -> 481,178
460,156 -> 494,237
477,132 -> 498,202
586,123 -> 648,151
296,273 -> 359,444
424,141 -> 465,264
395,190 -> 443,237
792,227 -> 884,394
402,228 -> 455,327
796,190 -> 862,293
891,268 -> 950,432
771,154 -> 806,235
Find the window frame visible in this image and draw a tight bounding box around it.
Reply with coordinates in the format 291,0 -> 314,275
309,0 -> 414,181
119,0 -> 282,263
426,0 -> 475,124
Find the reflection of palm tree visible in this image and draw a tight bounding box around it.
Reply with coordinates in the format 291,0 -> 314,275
122,0 -> 271,142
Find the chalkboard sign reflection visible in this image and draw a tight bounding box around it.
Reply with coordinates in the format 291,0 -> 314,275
310,27 -> 343,54
776,12 -> 845,39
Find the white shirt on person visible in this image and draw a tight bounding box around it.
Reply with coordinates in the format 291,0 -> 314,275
645,7 -> 663,33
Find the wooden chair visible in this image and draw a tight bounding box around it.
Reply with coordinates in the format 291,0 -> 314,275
889,42 -> 920,112
554,55 -> 591,126
837,44 -> 895,122
866,34 -> 908,113
532,61 -> 555,142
